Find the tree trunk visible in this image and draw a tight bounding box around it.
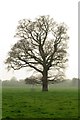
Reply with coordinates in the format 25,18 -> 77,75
42,70 -> 48,91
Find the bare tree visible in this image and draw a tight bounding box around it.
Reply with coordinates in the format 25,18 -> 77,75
25,76 -> 41,85
5,15 -> 69,91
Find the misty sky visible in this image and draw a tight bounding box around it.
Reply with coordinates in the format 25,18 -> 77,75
0,0 -> 78,80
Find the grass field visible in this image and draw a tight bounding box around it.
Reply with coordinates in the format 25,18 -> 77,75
2,85 -> 78,119
0,85 -> 2,119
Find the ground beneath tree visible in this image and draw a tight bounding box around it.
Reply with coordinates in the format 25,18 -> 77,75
2,86 -> 78,119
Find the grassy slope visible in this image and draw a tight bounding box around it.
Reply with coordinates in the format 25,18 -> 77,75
2,86 -> 78,118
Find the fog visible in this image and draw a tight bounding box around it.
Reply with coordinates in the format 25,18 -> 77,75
2,78 -> 78,90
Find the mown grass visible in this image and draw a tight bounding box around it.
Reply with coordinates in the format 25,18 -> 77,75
2,86 -> 78,119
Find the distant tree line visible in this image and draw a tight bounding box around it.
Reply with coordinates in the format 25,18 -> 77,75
2,77 -> 78,87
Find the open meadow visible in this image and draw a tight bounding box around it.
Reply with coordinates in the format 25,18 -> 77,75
2,83 -> 79,119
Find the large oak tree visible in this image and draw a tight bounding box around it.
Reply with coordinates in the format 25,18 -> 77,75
5,15 -> 69,91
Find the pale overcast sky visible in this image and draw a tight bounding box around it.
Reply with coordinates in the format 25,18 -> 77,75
0,0 -> 78,80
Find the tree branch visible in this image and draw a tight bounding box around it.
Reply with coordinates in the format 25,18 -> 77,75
18,56 -> 43,73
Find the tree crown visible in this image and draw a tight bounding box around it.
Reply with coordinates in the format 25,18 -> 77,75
5,15 -> 69,80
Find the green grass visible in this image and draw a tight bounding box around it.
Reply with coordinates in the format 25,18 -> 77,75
2,86 -> 78,119
0,86 -> 2,119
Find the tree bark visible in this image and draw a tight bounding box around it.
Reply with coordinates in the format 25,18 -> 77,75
42,70 -> 48,91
